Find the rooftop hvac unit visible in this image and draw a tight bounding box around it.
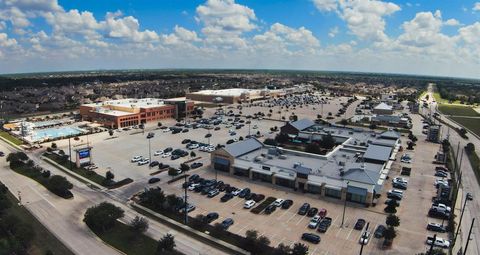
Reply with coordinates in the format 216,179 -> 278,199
339,170 -> 345,176
338,161 -> 345,166
254,156 -> 264,162
342,154 -> 347,158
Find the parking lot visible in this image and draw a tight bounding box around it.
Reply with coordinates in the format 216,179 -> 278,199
41,94 -> 453,254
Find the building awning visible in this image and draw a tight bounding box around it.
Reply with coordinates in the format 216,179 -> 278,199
324,184 -> 342,191
307,180 -> 323,187
385,160 -> 393,170
347,186 -> 367,196
250,168 -> 272,176
275,174 -> 295,181
213,157 -> 230,165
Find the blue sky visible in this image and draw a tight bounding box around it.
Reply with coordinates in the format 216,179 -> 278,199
1,0 -> 480,78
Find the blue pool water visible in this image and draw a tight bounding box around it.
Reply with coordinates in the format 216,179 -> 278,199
32,127 -> 83,141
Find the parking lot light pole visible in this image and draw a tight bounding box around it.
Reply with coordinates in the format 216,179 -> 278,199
341,181 -> 349,227
147,135 -> 153,164
454,192 -> 473,245
359,222 -> 369,255
184,174 -> 188,225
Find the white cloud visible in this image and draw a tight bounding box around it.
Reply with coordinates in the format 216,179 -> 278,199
473,2 -> 480,11
313,0 -> 401,42
162,25 -> 200,46
329,26 -> 339,37
196,0 -> 256,48
3,0 -> 62,12
0,33 -> 18,47
44,9 -> 101,36
458,22 -> 480,44
0,21 -> 6,30
104,12 -> 159,42
312,0 -> 338,12
444,18 -> 460,26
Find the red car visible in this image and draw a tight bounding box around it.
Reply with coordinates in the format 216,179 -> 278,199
319,208 -> 327,218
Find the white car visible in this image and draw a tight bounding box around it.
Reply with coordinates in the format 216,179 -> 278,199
162,152 -> 172,158
244,200 -> 256,209
137,158 -> 150,165
432,203 -> 451,212
435,179 -> 449,186
207,147 -> 215,153
426,236 -> 450,248
387,189 -> 404,196
308,215 -> 321,229
273,198 -> 285,207
232,189 -> 242,196
154,150 -> 163,156
131,156 -> 143,162
359,231 -> 371,245
393,177 -> 408,184
162,128 -> 171,133
253,125 -> 258,129
188,144 -> 199,149
188,183 -> 200,191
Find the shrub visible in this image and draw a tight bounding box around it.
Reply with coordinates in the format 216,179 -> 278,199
251,197 -> 276,214
83,202 -> 124,233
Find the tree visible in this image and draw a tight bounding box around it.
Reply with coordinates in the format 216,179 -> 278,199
190,151 -> 196,158
180,163 -> 190,172
105,171 -> 115,180
383,226 -> 397,240
292,242 -> 309,255
340,119 -> 348,127
320,134 -> 336,150
46,175 -> 73,197
130,216 -> 149,234
168,167 -> 179,176
274,243 -> 292,255
369,123 -> 377,130
386,214 -> 400,227
264,138 -> 278,146
157,122 -> 162,127
51,143 -> 57,149
83,202 -> 125,232
384,199 -> 398,213
305,143 -> 321,154
108,130 -> 114,136
465,142 -> 475,154
275,133 -> 289,144
157,233 -> 175,253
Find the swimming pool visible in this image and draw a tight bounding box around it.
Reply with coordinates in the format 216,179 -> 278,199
31,127 -> 84,141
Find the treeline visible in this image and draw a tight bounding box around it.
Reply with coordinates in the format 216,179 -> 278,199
437,81 -> 480,104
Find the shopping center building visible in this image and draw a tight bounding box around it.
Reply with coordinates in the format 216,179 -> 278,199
79,98 -> 194,129
210,120 -> 401,206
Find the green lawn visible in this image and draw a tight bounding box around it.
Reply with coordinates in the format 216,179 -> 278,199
465,151 -> 480,184
44,153 -> 106,186
438,105 -> 480,117
0,131 -> 24,145
450,117 -> 480,137
92,222 -> 161,255
4,192 -> 74,255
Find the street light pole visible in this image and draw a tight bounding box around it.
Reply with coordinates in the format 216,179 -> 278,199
454,193 -> 473,245
341,181 -> 350,227
68,137 -> 73,170
184,174 -> 188,225
464,218 -> 475,254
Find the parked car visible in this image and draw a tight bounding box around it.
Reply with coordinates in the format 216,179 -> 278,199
163,147 -> 173,153
232,188 -> 242,196
301,233 -> 320,244
244,200 -> 256,209
307,207 -> 319,217
207,189 -> 220,198
319,208 -> 327,218
171,155 -> 180,160
221,193 -> 234,202
154,150 -> 163,156
431,203 -> 451,213
149,161 -> 159,167
131,156 -> 143,162
427,223 -> 447,233
204,212 -> 219,223
221,218 -> 234,229
426,236 -> 450,248
180,204 -> 195,213
158,163 -> 169,169
201,186 -> 214,195
428,208 -> 451,219
298,203 -> 310,215
273,198 -> 285,207
317,217 -> 332,233
253,194 -> 265,203
374,225 -> 386,238
148,177 -> 160,184
308,215 -> 321,229
281,199 -> 293,209
137,158 -> 150,166
264,204 -> 277,214
359,231 -> 371,245
191,162 -> 203,169
354,219 -> 366,230
392,181 -> 408,190
181,139 -> 191,144
238,188 -> 251,198
188,174 -> 200,182
384,199 -> 400,206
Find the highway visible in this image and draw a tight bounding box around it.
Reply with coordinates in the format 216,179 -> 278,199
421,84 -> 480,255
0,140 -> 229,255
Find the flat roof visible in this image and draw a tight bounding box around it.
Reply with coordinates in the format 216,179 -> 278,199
84,98 -> 168,109
190,88 -> 262,97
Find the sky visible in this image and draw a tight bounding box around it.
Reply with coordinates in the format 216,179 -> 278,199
1,0 -> 480,78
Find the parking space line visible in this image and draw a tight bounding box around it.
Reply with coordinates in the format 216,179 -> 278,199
311,247 -> 318,254
232,198 -> 244,206
346,227 -> 354,240
295,214 -> 307,226
277,207 -> 292,220
286,211 -> 298,223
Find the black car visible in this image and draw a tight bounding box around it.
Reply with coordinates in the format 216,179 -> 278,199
427,223 -> 447,233
193,185 -> 204,192
307,207 -> 319,217
317,217 -> 332,233
201,186 -> 214,195
354,219 -> 366,230
164,147 -> 173,153
226,139 -> 235,144
298,203 -> 310,215
392,182 -> 408,190
245,192 -> 255,200
191,162 -> 203,169
181,139 -> 191,144
264,204 -> 276,214
189,174 -> 200,182
158,163 -> 169,169
374,225 -> 386,238
182,129 -> 189,133
204,212 -> 219,223
204,179 -> 217,187
238,188 -> 251,198
0,151 -> 4,157
434,171 -> 448,177
214,127 -> 221,131
182,181 -> 191,188
221,218 -> 234,229
171,155 -> 180,160
428,208 -> 451,219
220,193 -> 234,202
387,193 -> 403,200
149,161 -> 159,167
148,177 -> 161,184
219,183 -> 229,192
301,233 -> 320,244
281,199 -> 293,209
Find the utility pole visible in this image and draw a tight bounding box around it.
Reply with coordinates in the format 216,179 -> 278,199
341,181 -> 350,227
454,193 -> 473,245
428,234 -> 436,254
359,222 -> 370,255
68,137 -> 73,170
464,218 -> 476,254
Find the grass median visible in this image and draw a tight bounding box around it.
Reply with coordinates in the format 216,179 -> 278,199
438,105 -> 480,117
0,131 -> 24,145
449,117 -> 480,137
43,153 -> 106,185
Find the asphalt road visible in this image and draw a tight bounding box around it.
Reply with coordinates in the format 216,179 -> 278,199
422,85 -> 480,255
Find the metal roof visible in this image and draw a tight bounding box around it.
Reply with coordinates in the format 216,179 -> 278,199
363,144 -> 392,162
224,138 -> 263,157
343,163 -> 382,185
374,102 -> 393,111
289,118 -> 315,131
380,130 -> 401,140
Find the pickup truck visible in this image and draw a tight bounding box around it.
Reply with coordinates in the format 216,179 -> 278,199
426,236 -> 450,248
431,203 -> 451,212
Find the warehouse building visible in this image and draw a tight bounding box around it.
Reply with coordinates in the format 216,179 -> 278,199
80,98 -> 194,129
211,123 -> 401,206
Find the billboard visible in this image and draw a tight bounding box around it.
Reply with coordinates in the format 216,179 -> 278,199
78,149 -> 90,159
